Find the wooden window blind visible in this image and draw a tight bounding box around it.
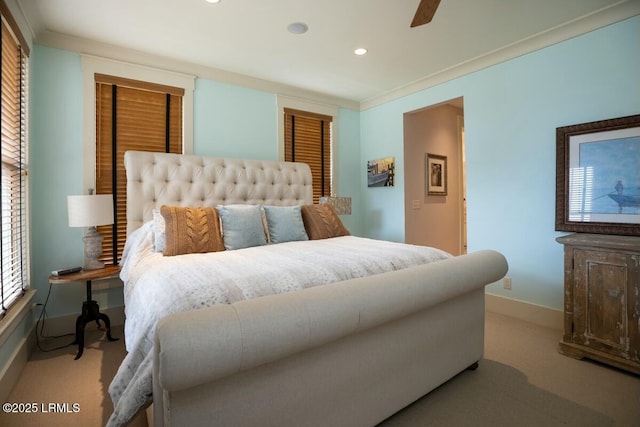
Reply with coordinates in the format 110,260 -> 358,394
284,108 -> 332,204
0,2 -> 29,316
95,74 -> 183,265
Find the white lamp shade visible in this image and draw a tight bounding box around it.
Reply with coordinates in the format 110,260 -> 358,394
67,194 -> 114,227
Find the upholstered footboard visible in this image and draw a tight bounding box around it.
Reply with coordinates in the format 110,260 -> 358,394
151,249 -> 508,427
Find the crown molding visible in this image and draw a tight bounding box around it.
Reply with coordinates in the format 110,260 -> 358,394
34,30 -> 360,112
359,1 -> 640,111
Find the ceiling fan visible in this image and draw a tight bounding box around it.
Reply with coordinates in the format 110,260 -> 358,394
411,0 -> 441,27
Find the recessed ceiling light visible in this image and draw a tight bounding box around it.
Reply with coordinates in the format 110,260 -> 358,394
354,48 -> 368,56
205,0 -> 220,3
287,22 -> 309,35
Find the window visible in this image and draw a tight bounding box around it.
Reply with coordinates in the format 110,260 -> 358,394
0,2 -> 29,316
94,74 -> 183,265
284,108 -> 332,203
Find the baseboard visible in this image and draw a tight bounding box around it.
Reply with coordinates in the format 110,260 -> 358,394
35,305 -> 125,338
485,293 -> 563,331
0,290 -> 36,403
0,333 -> 34,404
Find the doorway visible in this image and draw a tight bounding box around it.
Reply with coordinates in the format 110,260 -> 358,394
403,98 -> 466,255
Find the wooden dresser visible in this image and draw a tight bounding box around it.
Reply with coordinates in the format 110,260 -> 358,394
556,233 -> 640,375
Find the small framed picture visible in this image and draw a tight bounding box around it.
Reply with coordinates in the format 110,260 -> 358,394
367,156 -> 395,187
426,153 -> 447,195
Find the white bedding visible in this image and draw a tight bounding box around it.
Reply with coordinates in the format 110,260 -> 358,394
106,221 -> 451,426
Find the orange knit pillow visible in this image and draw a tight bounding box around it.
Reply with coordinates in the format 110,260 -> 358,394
160,206 -> 225,256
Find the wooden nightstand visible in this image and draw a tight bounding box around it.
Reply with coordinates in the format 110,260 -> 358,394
556,233 -> 640,375
48,265 -> 121,359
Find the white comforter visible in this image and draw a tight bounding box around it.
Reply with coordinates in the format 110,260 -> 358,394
107,221 -> 451,426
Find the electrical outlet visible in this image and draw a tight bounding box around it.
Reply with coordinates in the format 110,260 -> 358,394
412,200 -> 421,209
503,277 -> 512,290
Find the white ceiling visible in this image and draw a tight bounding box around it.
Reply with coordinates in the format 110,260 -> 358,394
17,0 -> 640,107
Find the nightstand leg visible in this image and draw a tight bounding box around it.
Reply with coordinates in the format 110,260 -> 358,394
97,312 -> 119,342
74,313 -> 86,360
72,278 -> 120,359
73,300 -> 118,359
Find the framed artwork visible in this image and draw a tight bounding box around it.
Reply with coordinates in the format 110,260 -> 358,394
555,114 -> 640,236
367,156 -> 395,187
426,153 -> 447,195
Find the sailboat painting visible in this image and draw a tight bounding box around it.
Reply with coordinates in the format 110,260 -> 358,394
569,135 -> 639,223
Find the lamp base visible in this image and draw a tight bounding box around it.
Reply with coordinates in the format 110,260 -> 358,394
83,259 -> 105,271
83,227 -> 105,270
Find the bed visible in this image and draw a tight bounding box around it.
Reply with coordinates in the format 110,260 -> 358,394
106,150 -> 508,427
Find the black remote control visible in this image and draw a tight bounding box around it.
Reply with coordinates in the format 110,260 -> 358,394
51,266 -> 82,276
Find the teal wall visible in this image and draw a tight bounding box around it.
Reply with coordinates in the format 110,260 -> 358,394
30,46 -> 94,318
27,16 -> 640,321
335,107 -> 362,235
360,16 -> 640,310
194,79 -> 278,159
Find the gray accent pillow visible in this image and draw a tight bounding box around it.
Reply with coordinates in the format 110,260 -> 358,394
217,204 -> 267,250
263,205 -> 309,244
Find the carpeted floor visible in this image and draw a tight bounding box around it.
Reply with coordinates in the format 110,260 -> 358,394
1,311 -> 638,427
380,312 -> 640,426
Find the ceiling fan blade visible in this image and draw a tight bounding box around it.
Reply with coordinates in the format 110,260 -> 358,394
411,0 -> 441,27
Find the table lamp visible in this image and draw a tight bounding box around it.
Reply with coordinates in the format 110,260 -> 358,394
67,192 -> 114,270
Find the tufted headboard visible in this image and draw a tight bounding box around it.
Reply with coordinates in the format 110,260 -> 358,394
124,151 -> 313,235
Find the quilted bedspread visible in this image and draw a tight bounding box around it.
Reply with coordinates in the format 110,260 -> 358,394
106,221 -> 451,426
